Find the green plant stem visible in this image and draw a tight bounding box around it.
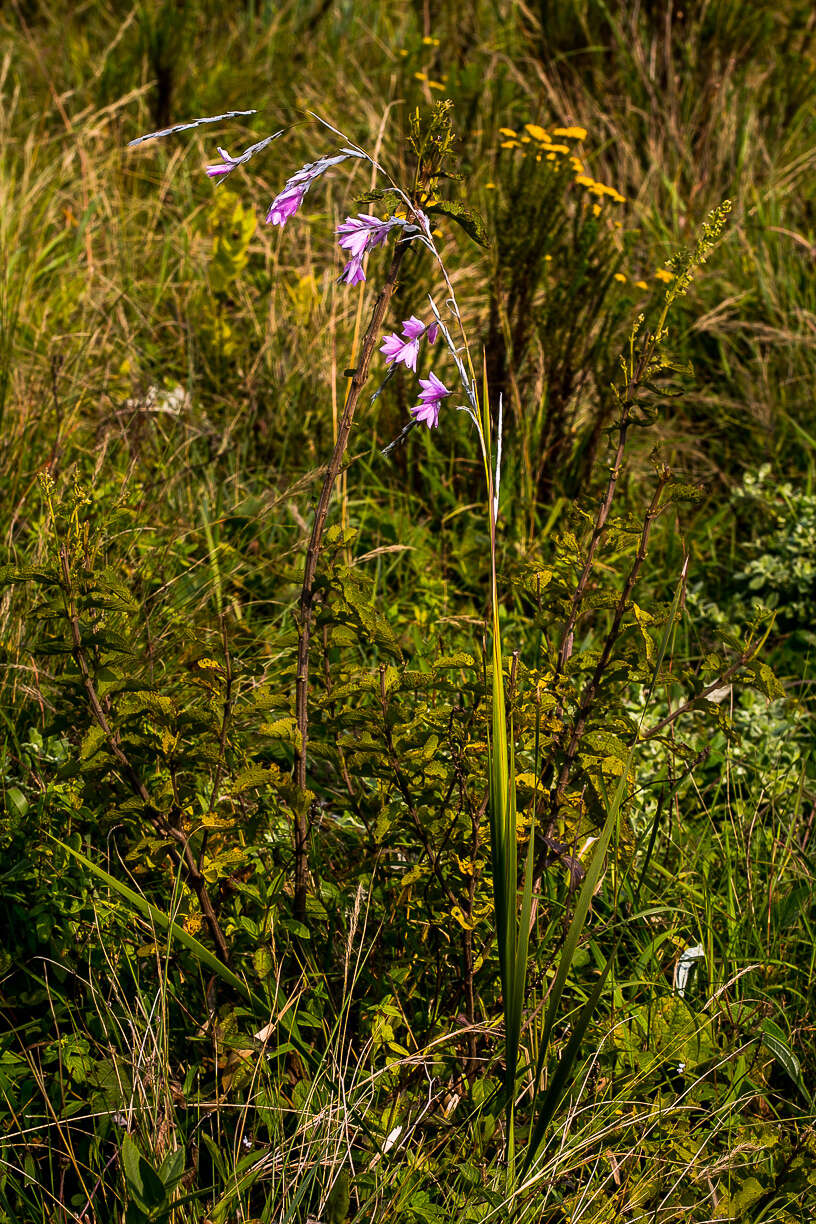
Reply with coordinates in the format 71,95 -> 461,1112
293,240 -> 408,923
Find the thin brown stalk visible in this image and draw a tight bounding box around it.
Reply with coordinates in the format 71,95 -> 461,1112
555,413 -> 631,680
639,655 -> 751,743
555,468 -> 671,797
293,240 -> 408,922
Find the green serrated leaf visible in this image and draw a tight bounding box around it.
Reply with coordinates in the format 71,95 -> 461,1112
427,198 -> 489,247
80,724 -> 108,762
233,764 -> 282,792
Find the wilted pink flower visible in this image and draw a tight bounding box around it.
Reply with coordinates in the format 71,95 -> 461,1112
205,134 -> 281,180
266,150 -> 361,227
411,371 -> 451,429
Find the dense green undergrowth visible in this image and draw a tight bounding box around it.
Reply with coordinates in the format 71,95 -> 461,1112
1,2 -> 815,1221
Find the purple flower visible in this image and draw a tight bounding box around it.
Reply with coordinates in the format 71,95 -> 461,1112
339,255 -> 366,286
380,316 -> 439,372
267,186 -> 306,227
411,371 -> 451,429
206,148 -> 234,178
335,213 -> 403,285
337,214 -> 394,258
266,150 -> 361,227
380,332 -> 415,368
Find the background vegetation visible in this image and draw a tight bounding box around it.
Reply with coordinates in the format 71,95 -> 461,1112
1,1 -> 815,1220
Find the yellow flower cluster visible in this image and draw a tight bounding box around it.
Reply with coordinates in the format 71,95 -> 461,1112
414,70 -> 448,90
613,269 -> 676,289
497,122 -> 627,214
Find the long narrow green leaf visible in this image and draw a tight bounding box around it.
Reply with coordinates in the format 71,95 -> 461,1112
523,950 -> 614,1173
51,836 -> 262,1007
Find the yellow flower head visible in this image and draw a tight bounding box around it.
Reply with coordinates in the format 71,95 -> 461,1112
524,123 -> 551,143
553,126 -> 588,140
654,268 -> 674,283
614,272 -> 627,283
635,279 -> 648,290
499,127 -> 518,138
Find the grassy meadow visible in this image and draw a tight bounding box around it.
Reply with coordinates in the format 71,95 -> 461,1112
1,1 -> 816,1220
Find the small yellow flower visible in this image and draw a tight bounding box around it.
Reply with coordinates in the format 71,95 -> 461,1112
422,35 -> 434,44
592,203 -> 602,216
500,140 -> 519,149
521,134 -> 531,143
635,279 -> 648,289
428,80 -> 446,90
544,254 -> 552,261
575,174 -> 595,188
614,272 -> 627,283
540,142 -> 570,155
399,48 -> 408,57
485,182 -> 496,190
414,71 -> 427,81
570,157 -> 584,173
654,268 -> 674,283
499,127 -> 518,138
546,152 -> 556,160
524,123 -> 550,142
553,125 -> 587,140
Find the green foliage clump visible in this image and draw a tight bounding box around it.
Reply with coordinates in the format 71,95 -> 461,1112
0,2 -> 815,1222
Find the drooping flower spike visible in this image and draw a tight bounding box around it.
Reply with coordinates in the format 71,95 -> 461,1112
411,371 -> 451,429
266,150 -> 364,227
128,110 -> 261,148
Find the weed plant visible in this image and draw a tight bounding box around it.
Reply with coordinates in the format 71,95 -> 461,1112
1,3 -> 815,1222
